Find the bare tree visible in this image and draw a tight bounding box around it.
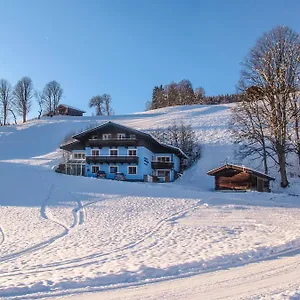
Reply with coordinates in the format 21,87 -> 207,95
35,91 -> 45,119
177,80 -> 195,105
0,79 -> 12,125
42,81 -> 63,116
232,91 -> 272,175
165,82 -> 179,106
102,94 -> 113,115
237,26 -> 300,187
8,109 -> 17,124
89,95 -> 103,115
150,121 -> 201,167
13,77 -> 33,123
194,87 -> 205,104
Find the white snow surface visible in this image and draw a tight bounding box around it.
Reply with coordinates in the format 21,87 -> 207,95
0,104 -> 300,300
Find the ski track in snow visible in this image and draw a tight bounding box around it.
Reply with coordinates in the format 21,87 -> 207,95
0,225 -> 4,247
0,184 -> 85,266
0,200 -> 200,278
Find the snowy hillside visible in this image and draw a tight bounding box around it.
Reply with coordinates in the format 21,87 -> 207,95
0,104 -> 300,300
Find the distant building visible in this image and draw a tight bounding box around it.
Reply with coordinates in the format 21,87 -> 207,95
207,164 -> 275,192
56,104 -> 86,116
60,121 -> 188,182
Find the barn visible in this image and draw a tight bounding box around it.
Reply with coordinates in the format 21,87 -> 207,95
207,164 -> 275,192
56,104 -> 86,116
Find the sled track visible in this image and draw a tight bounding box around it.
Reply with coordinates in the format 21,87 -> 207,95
0,225 -> 5,247
0,185 -> 84,266
0,200 -> 200,277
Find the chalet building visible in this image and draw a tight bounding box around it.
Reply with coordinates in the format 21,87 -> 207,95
56,104 -> 86,116
207,164 -> 275,192
60,121 -> 188,182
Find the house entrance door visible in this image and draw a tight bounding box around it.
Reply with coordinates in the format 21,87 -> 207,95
165,171 -> 171,182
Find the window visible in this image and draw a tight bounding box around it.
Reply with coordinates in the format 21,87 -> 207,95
110,149 -> 118,156
117,133 -> 126,139
128,149 -> 137,156
91,149 -> 99,156
102,134 -> 111,140
109,166 -> 118,173
91,135 -> 98,139
157,170 -> 170,177
129,134 -> 136,139
92,166 -> 99,173
128,166 -> 137,175
157,156 -> 171,162
73,153 -> 85,159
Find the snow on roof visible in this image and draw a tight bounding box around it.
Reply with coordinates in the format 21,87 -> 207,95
59,104 -> 86,113
72,121 -> 189,159
207,163 -> 275,180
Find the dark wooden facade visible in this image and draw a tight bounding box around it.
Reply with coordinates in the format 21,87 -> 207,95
207,164 -> 275,192
56,104 -> 86,116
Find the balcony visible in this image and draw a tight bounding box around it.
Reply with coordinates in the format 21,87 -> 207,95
86,155 -> 139,164
151,161 -> 174,169
88,138 -> 137,147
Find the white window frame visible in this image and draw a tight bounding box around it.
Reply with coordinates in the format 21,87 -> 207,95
91,149 -> 100,156
109,149 -> 118,156
128,166 -> 137,175
102,134 -> 112,140
117,133 -> 126,140
156,156 -> 171,162
156,169 -> 171,177
128,149 -> 137,156
109,165 -> 118,174
91,165 -> 100,174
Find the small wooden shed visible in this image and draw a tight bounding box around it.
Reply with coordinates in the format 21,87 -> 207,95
207,164 -> 275,192
56,104 -> 86,116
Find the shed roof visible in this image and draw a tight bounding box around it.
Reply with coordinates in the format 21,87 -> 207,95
58,104 -> 86,113
207,164 -> 275,180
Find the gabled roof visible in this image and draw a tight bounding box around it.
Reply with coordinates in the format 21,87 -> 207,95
207,164 -> 275,180
60,140 -> 85,151
58,104 -> 86,113
72,121 -> 189,159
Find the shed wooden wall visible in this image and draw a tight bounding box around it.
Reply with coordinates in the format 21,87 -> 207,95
215,172 -> 270,192
215,172 -> 251,190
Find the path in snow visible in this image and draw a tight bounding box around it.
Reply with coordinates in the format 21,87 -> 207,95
0,226 -> 4,247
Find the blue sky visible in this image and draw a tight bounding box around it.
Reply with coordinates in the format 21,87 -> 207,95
0,0 -> 299,117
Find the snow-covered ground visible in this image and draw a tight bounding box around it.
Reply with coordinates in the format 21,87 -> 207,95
0,104 -> 300,300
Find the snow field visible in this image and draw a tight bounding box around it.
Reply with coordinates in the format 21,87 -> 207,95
0,104 -> 300,299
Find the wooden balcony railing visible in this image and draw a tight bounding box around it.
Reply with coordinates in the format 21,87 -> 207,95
88,138 -> 137,147
86,155 -> 138,164
151,161 -> 174,169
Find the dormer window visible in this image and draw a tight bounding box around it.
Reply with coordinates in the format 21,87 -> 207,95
129,134 -> 136,139
102,134 -> 111,140
117,133 -> 126,139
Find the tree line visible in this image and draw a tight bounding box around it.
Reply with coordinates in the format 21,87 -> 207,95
0,77 -> 64,124
0,77 -> 114,124
232,25 -> 300,188
146,80 -> 241,110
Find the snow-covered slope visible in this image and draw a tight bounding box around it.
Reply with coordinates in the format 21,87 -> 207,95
0,104 -> 299,300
